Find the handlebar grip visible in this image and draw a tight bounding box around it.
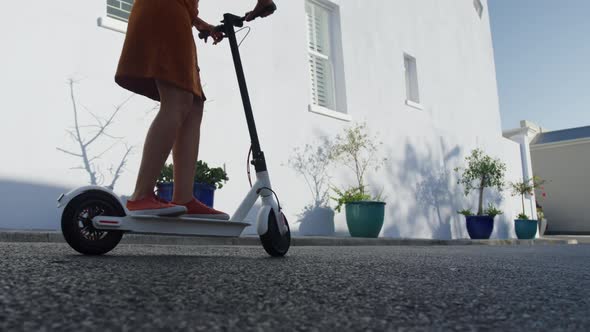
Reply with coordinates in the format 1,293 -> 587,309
246,2 -> 277,21
261,2 -> 278,17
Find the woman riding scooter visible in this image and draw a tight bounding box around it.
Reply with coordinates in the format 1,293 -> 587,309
115,0 -> 276,219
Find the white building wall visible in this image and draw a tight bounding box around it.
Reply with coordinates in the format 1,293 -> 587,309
0,0 -> 523,238
530,140 -> 590,234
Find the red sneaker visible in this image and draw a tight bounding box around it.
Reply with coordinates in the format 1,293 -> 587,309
126,193 -> 187,217
173,197 -> 230,220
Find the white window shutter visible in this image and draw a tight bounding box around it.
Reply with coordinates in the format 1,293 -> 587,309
107,0 -> 134,23
306,1 -> 336,110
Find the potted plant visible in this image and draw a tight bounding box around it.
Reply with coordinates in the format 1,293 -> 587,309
289,137 -> 335,236
509,176 -> 545,239
193,160 -> 229,208
536,203 -> 548,236
156,161 -> 228,208
156,163 -> 175,202
536,182 -> 549,236
455,149 -> 507,239
330,123 -> 386,238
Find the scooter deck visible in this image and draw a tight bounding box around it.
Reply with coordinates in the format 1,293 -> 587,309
93,215 -> 250,237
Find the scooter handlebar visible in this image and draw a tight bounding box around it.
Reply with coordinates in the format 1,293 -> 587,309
198,2 -> 276,42
245,2 -> 277,22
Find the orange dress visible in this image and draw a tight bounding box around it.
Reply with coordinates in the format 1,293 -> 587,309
115,0 -> 205,101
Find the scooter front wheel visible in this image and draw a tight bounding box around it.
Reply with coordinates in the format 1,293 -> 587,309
260,210 -> 291,257
61,190 -> 124,255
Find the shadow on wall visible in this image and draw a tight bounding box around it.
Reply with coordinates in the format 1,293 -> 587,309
0,179 -> 71,230
370,138 -> 466,239
373,137 -> 512,240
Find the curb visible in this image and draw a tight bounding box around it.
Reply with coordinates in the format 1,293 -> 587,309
0,231 -> 578,246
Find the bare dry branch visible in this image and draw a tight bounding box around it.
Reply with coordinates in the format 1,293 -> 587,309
59,79 -> 134,187
88,140 -> 121,163
87,110 -> 105,127
107,145 -> 134,190
102,132 -> 124,140
56,147 -> 83,157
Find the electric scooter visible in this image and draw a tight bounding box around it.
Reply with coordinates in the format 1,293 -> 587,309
57,4 -> 291,257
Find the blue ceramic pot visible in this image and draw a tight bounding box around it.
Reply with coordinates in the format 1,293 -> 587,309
155,182 -> 174,202
156,182 -> 216,208
193,183 -> 216,208
465,215 -> 495,239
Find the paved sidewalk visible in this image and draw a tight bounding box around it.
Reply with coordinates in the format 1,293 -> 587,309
0,230 -> 578,246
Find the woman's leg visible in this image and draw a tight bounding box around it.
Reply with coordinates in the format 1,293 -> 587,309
130,80 -> 193,201
171,97 -> 205,204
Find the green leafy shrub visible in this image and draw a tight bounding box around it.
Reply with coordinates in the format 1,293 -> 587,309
331,186 -> 372,213
157,163 -> 174,184
156,161 -> 229,190
329,123 -> 386,207
484,204 -> 503,218
457,209 -> 474,216
195,160 -> 229,189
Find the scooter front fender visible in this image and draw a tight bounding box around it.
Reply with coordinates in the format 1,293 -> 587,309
256,198 -> 287,236
57,185 -> 120,212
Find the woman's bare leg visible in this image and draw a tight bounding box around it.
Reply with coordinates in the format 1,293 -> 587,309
130,80 -> 193,201
171,97 -> 205,204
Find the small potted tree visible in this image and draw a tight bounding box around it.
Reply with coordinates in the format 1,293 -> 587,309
289,137 -> 335,236
455,149 -> 507,239
330,123 -> 386,238
156,161 -> 228,208
509,176 -> 545,239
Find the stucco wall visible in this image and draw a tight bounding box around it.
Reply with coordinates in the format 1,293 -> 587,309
0,0 -> 524,238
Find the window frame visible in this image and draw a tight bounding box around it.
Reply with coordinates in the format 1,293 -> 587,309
305,0 -> 349,121
98,0 -> 134,33
403,53 -> 422,109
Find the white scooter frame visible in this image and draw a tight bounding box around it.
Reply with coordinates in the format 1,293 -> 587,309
57,6 -> 290,257
56,170 -> 285,237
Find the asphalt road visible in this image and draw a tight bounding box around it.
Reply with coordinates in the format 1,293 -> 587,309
1,243 -> 589,331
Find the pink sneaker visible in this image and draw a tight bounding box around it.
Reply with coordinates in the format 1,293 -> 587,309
126,193 -> 187,217
172,197 -> 230,220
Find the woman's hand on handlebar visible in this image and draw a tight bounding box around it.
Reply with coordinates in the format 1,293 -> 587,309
195,20 -> 224,45
245,0 -> 277,22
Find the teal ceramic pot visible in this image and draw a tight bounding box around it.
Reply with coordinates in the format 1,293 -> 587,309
345,201 -> 386,238
515,219 -> 538,239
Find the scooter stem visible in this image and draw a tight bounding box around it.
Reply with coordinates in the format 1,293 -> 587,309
223,14 -> 267,173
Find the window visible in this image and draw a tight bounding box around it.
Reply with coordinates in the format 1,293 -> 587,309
107,0 -> 134,23
306,1 -> 337,111
404,54 -> 420,105
98,0 -> 133,33
473,0 -> 484,18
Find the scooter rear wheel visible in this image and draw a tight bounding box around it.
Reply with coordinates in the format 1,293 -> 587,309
260,210 -> 291,257
61,190 -> 124,255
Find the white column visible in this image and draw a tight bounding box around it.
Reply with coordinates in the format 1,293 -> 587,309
514,133 -> 538,222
